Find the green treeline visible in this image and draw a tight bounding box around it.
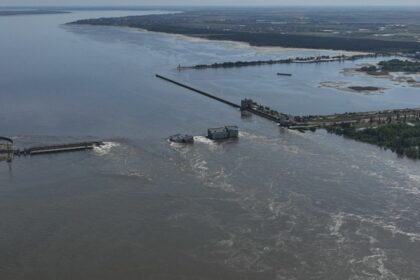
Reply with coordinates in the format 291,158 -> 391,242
379,59 -> 420,72
189,54 -> 379,69
327,123 -> 420,159
192,58 -> 294,69
360,59 -> 420,74
206,32 -> 420,52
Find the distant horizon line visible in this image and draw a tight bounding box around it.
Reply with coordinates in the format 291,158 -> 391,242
2,4 -> 420,8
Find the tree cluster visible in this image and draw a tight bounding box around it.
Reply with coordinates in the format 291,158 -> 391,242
327,123 -> 420,159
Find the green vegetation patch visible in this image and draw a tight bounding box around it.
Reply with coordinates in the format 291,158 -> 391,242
359,59 -> 420,74
379,59 -> 420,73
327,122 -> 420,159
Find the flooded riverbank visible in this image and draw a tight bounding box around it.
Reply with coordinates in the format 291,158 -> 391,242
1,9 -> 420,280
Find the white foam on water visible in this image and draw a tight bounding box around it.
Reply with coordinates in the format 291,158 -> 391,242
210,167 -> 235,192
187,153 -> 235,192
337,212 -> 420,243
364,215 -> 420,242
217,239 -> 234,248
168,140 -> 192,156
381,224 -> 420,242
348,227 -> 400,279
268,200 -> 282,218
367,171 -> 385,180
193,136 -> 223,152
240,131 -> 308,156
238,131 -> 268,141
355,228 -> 378,245
123,171 -> 152,181
191,158 -> 209,178
285,128 -> 313,139
193,136 -> 215,145
355,248 -> 399,280
169,137 -> 218,154
329,212 -> 346,244
170,136 -> 236,193
382,158 -> 420,196
365,154 -> 420,196
93,141 -> 120,156
329,210 -> 420,279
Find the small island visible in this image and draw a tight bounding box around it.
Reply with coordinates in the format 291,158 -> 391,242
347,86 -> 383,92
177,54 -> 382,70
358,59 -> 420,75
355,59 -> 420,87
319,81 -> 385,94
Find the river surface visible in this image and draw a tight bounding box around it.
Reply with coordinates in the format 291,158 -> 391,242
1,9 -> 420,280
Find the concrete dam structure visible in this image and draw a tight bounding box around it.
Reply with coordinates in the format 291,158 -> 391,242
157,74 -> 420,132
208,126 -> 239,140
169,126 -> 239,144
0,139 -> 104,162
0,137 -> 14,162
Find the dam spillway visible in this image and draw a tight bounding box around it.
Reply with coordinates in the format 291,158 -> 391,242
0,141 -> 104,160
20,141 -> 104,156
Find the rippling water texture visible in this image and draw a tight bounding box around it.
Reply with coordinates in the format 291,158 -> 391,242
1,9 -> 420,280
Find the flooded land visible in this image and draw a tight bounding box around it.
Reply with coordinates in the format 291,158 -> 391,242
1,8 -> 420,280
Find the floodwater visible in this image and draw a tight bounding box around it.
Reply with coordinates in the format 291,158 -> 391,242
1,9 -> 420,280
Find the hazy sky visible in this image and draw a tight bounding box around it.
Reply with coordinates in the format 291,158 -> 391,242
2,0 -> 420,6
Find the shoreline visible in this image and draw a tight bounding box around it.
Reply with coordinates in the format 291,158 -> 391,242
135,27 -> 368,55
342,67 -> 420,88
